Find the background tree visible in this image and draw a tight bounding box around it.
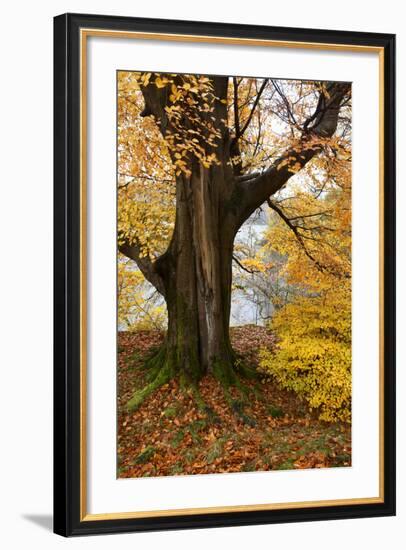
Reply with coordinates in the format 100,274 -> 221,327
118,257 -> 167,331
259,152 -> 352,422
117,72 -> 351,410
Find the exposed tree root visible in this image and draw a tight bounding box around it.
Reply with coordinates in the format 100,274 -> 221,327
126,345 -> 261,422
143,346 -> 169,382
127,345 -> 179,411
212,358 -> 257,427
187,384 -> 221,425
127,368 -> 171,412
234,355 -> 260,380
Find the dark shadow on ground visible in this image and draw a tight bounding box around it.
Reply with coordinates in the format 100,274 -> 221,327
22,514 -> 53,532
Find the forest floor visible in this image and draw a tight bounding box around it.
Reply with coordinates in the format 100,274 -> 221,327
117,327 -> 351,478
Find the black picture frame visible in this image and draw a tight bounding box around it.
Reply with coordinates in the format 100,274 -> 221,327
54,12 -> 396,537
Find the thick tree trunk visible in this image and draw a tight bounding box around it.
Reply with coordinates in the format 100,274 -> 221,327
138,75 -> 240,385
161,165 -> 236,385
126,166 -> 237,411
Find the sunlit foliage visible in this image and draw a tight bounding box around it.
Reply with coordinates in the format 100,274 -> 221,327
259,153 -> 352,422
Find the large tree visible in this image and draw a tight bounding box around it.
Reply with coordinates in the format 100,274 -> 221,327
117,73 -> 351,410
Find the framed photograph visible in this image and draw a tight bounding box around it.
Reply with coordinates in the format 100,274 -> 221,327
54,13 -> 395,536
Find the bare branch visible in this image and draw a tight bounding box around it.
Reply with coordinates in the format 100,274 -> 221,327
233,77 -> 240,137
238,78 -> 269,138
288,210 -> 332,221
266,199 -> 326,271
232,254 -> 260,274
228,82 -> 351,231
118,173 -> 175,189
271,79 -> 298,129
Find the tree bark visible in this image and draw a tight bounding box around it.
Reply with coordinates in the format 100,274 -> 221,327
161,167 -> 237,382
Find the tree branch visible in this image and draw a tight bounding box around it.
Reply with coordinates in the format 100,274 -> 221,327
233,77 -> 240,137
266,200 -> 325,272
118,239 -> 167,297
271,79 -> 298,129
238,78 -> 268,138
288,210 -> 332,221
229,82 -> 351,231
232,254 -> 260,274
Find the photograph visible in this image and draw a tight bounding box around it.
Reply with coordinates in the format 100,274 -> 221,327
116,71 -> 353,478
0,1 -> 399,545
52,12 -> 395,535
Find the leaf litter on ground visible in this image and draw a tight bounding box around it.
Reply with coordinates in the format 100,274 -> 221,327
117,327 -> 351,478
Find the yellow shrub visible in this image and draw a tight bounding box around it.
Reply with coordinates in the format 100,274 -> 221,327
260,285 -> 351,422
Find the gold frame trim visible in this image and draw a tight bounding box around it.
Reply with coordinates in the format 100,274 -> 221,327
79,28 -> 385,522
